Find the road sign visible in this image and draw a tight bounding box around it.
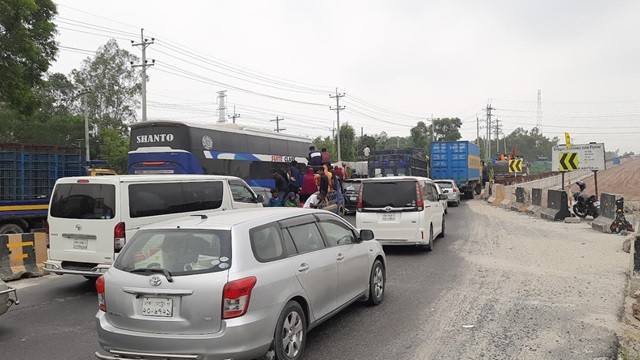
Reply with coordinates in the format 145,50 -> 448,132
508,159 -> 522,173
564,132 -> 571,148
559,152 -> 578,171
552,143 -> 606,171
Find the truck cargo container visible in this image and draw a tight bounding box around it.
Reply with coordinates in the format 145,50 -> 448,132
367,148 -> 428,178
430,141 -> 482,199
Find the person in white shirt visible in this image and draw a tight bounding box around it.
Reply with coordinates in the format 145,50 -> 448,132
303,191 -> 326,209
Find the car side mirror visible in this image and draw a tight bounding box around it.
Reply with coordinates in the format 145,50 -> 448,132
438,194 -> 448,201
256,194 -> 264,203
360,229 -> 375,241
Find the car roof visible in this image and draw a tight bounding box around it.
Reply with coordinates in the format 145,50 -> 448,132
434,179 -> 456,183
361,176 -> 433,182
140,208 -> 328,231
55,174 -> 242,184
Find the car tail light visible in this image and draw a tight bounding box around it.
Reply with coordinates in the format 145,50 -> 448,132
356,183 -> 364,212
222,276 -> 257,319
141,161 -> 167,166
114,222 -> 126,253
453,188 -> 458,192
415,182 -> 424,211
96,276 -> 106,312
77,179 -> 90,183
45,220 -> 50,249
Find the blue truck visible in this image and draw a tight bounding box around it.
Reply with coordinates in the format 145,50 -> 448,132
430,141 -> 482,199
0,143 -> 89,234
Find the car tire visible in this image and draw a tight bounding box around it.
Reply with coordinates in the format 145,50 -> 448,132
274,301 -> 307,360
0,223 -> 25,234
421,225 -> 434,252
367,260 -> 385,306
437,216 -> 445,238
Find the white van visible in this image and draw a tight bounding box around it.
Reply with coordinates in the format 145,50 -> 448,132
45,175 -> 263,278
355,176 -> 446,251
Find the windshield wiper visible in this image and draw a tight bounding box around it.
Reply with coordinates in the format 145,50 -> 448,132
130,268 -> 174,282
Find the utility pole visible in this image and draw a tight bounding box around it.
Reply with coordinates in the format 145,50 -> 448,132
271,116 -> 285,132
361,127 -> 364,138
131,28 -> 154,122
431,114 -> 435,143
216,90 -> 227,123
485,102 -> 494,160
330,88 -> 345,163
536,89 -> 542,146
331,121 -> 336,140
476,116 -> 480,145
83,93 -> 90,163
228,105 -> 241,124
495,117 -> 501,155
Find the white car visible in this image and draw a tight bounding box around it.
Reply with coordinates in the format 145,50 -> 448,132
355,176 -> 446,251
434,180 -> 461,206
434,183 -> 449,214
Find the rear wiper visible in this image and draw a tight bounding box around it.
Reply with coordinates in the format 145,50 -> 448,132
130,268 -> 174,282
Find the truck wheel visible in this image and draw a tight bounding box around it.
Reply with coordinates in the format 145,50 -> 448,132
0,223 -> 25,234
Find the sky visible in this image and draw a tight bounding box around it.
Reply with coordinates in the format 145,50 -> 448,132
50,0 -> 640,154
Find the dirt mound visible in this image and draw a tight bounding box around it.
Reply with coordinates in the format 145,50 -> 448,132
579,157 -> 640,201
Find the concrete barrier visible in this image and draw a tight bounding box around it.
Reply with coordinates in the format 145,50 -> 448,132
510,187 -> 528,212
592,194 -> 635,234
0,233 -> 47,281
481,182 -> 492,200
526,188 -> 543,215
540,189 -> 571,221
489,184 -> 505,206
500,185 -> 515,208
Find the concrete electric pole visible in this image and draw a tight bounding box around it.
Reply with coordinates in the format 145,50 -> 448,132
131,28 -> 154,122
330,88 -> 345,163
228,105 -> 241,124
485,102 -> 494,160
271,116 -> 285,132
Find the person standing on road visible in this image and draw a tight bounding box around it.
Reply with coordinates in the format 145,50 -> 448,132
300,167 -> 317,202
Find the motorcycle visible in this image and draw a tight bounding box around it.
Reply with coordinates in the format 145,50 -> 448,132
572,191 -> 599,219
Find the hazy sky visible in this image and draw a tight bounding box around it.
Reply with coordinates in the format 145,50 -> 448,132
51,0 -> 640,153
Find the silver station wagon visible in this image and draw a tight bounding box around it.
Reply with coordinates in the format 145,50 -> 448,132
95,208 -> 386,360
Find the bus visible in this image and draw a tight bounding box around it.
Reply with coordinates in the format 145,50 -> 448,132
127,120 -> 312,188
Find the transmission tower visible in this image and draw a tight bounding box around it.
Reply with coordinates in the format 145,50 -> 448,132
217,90 -> 227,123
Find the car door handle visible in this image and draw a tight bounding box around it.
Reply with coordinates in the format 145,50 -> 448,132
297,264 -> 309,272
336,253 -> 345,261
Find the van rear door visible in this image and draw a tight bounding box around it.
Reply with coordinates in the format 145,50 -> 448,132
49,180 -> 119,266
358,180 -> 422,240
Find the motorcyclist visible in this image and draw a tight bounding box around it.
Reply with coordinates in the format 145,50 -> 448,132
576,180 -> 586,192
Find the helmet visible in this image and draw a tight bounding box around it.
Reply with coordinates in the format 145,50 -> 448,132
576,180 -> 586,191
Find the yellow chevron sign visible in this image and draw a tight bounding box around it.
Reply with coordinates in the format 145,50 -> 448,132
559,152 -> 578,171
508,159 -> 522,173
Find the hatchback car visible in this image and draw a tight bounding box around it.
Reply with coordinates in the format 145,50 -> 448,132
355,176 -> 446,251
434,183 -> 449,214
343,179 -> 362,214
95,208 -> 386,360
434,180 -> 461,206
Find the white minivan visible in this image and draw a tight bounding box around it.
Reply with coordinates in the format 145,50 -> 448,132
355,176 -> 446,251
45,175 -> 263,278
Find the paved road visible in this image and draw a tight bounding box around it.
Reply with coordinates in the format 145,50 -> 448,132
0,200 -> 627,359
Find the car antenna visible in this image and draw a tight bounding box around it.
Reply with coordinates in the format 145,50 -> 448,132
190,214 -> 208,219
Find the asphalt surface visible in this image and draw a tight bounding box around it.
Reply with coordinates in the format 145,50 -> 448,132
0,200 -> 627,360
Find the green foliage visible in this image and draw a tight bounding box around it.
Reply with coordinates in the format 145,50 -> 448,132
502,127 -> 559,161
433,118 -> 462,141
314,136 -> 336,161
410,121 -> 430,152
356,134 -> 377,159
0,0 -> 58,114
338,123 -> 356,161
71,39 -> 141,124
93,127 -> 129,173
0,108 -> 83,145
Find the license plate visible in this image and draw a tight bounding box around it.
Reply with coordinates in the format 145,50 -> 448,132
73,239 -> 88,250
381,213 -> 396,222
350,196 -> 357,201
142,297 -> 173,317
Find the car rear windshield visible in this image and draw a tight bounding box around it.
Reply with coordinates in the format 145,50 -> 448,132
344,182 -> 361,192
114,229 -> 232,275
435,182 -> 453,188
361,181 -> 417,208
50,183 -> 116,219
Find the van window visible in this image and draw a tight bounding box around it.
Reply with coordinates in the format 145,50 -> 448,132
424,183 -> 438,202
434,181 -> 453,189
50,183 -> 116,219
229,180 -> 258,203
113,229 -> 231,275
361,181 -> 417,208
129,181 -> 223,218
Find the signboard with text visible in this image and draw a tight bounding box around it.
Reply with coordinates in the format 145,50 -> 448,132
552,143 -> 606,171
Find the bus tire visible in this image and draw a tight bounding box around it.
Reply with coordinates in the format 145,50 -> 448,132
0,223 -> 25,235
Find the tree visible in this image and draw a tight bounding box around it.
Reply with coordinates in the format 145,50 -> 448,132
34,72 -> 77,117
338,123 -> 356,161
356,134 -> 377,159
0,0 -> 58,114
314,136 -> 336,161
410,121 -> 430,151
503,127 -> 559,161
71,39 -> 142,125
95,127 -> 129,174
433,118 -> 462,141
